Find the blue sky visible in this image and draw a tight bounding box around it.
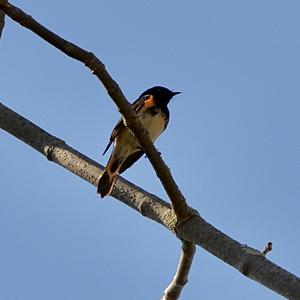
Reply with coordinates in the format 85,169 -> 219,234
0,1 -> 299,299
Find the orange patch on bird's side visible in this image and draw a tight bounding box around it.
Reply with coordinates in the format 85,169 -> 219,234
143,95 -> 155,110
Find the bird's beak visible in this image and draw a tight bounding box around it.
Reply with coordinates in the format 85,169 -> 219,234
172,91 -> 181,96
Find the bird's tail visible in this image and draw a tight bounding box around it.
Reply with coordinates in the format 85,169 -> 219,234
97,169 -> 117,198
97,156 -> 121,198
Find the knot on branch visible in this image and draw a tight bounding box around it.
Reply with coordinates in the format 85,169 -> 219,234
43,139 -> 66,161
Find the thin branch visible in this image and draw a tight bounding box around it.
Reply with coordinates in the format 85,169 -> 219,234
0,0 -> 191,222
162,241 -> 196,300
1,103 -> 299,300
0,8 -> 5,39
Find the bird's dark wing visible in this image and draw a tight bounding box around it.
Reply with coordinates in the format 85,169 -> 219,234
102,94 -> 153,156
102,118 -> 124,155
119,150 -> 144,174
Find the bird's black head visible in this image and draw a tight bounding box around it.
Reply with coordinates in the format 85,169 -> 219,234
140,86 -> 180,106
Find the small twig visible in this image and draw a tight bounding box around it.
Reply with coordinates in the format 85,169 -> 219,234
162,241 -> 196,300
262,242 -> 273,256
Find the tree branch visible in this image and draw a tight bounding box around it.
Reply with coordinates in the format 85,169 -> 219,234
162,241 -> 196,300
0,102 -> 172,228
0,0 -> 191,223
0,8 -> 5,39
0,3 -> 193,298
1,103 -> 299,300
1,2 -> 300,300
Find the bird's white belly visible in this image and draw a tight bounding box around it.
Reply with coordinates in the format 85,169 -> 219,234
114,110 -> 166,159
139,111 -> 165,142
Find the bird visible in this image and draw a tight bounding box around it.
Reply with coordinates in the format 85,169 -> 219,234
97,86 -> 180,198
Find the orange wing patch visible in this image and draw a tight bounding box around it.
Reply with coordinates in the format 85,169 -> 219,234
142,95 -> 155,111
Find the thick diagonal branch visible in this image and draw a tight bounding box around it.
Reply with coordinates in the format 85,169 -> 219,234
1,103 -> 299,300
162,241 -> 196,300
0,0 -> 190,222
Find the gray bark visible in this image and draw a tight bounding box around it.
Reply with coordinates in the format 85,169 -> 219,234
1,103 -> 299,300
